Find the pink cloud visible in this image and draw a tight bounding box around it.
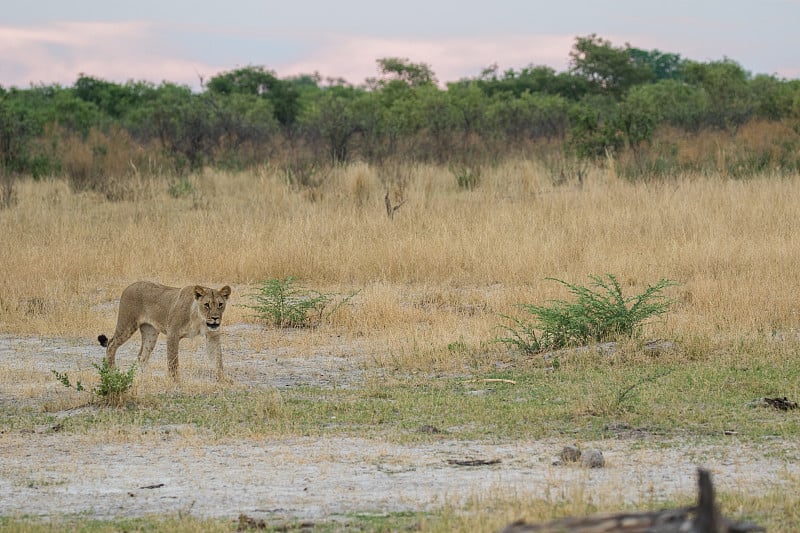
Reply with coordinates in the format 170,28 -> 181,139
0,23 -> 576,89
278,33 -> 575,85
774,66 -> 800,79
0,21 -> 221,88
0,21 -> 147,47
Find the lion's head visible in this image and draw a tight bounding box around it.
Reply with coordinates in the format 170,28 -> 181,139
194,285 -> 231,330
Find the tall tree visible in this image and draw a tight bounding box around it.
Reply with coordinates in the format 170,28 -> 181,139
684,59 -> 753,128
628,48 -> 686,81
206,66 -> 300,127
569,34 -> 654,98
373,58 -> 437,88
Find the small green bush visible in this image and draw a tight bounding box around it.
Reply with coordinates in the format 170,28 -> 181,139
53,359 -> 136,406
93,359 -> 137,404
244,276 -> 356,328
498,274 -> 678,354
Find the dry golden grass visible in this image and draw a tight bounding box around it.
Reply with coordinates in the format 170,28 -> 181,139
1,159 -> 799,354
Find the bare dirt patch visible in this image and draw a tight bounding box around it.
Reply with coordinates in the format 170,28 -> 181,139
2,432 -> 798,522
1,326 -> 798,522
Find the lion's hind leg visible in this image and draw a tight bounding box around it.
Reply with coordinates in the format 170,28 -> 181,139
102,324 -> 137,368
138,323 -> 159,368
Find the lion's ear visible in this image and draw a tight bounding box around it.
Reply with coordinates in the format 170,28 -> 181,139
219,286 -> 231,300
194,286 -> 208,300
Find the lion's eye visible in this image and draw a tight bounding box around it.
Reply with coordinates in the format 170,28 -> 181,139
204,303 -> 210,309
218,302 -> 223,308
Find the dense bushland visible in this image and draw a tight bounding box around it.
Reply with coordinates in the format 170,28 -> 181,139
1,34 -> 800,197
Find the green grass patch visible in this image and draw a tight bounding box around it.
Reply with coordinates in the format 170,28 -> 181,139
15,341 -> 798,443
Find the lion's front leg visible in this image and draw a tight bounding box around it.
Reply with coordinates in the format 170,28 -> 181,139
206,331 -> 226,382
166,336 -> 180,380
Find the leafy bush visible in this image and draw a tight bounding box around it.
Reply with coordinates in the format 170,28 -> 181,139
498,274 -> 678,354
92,359 -> 137,404
52,359 -> 136,406
244,276 -> 356,328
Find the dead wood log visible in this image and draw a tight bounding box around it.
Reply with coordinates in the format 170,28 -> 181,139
763,396 -> 798,410
499,468 -> 764,533
448,458 -> 502,467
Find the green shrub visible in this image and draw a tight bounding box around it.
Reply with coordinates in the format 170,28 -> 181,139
52,359 -> 136,406
498,274 -> 678,354
244,276 -> 356,328
92,359 -> 137,405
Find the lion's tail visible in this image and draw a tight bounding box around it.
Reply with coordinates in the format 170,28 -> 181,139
98,334 -> 109,348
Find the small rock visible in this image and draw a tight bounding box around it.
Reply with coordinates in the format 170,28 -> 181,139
559,445 -> 581,463
580,449 -> 605,468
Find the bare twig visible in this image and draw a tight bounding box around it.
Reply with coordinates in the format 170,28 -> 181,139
447,458 -> 501,467
384,191 -> 406,219
463,378 -> 517,385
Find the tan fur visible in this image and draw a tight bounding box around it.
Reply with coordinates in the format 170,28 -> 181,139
98,281 -> 232,381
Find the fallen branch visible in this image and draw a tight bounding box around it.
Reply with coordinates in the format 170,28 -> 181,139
762,396 -> 797,410
447,458 -> 501,467
463,378 -> 517,385
500,468 -> 764,533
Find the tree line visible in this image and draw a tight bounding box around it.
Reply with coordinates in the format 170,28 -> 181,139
2,34 -> 799,189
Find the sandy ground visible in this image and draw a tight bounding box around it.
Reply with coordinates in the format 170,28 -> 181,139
1,326 -> 798,523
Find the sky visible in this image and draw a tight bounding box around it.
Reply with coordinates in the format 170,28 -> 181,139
1,0 -> 798,90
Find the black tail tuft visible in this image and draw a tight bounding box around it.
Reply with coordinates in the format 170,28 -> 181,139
98,334 -> 109,348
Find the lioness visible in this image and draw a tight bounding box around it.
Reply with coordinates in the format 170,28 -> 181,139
98,281 -> 232,381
